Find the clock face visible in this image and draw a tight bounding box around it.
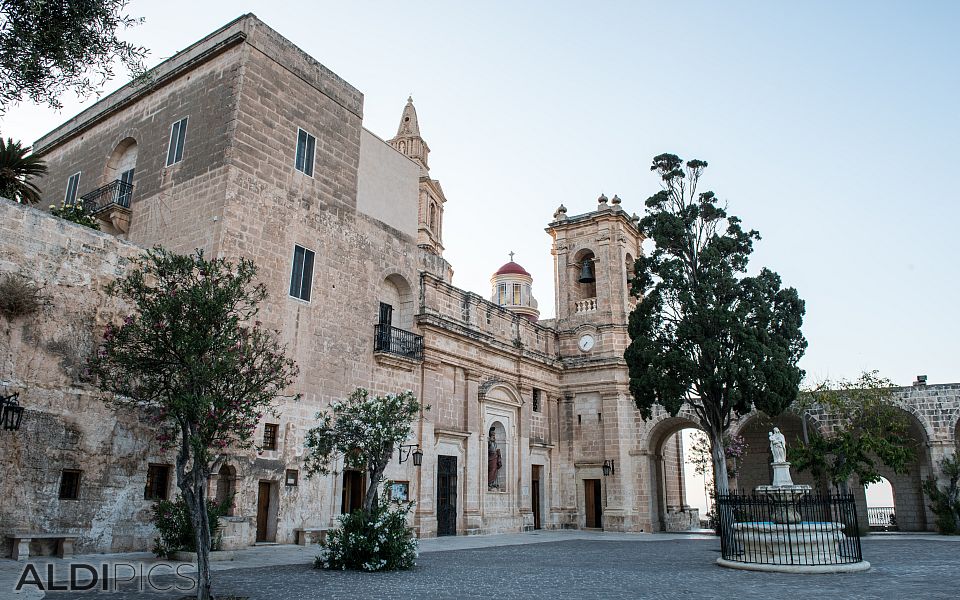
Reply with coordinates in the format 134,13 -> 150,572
578,334 -> 595,352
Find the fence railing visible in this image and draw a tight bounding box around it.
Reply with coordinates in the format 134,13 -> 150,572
867,506 -> 897,530
80,180 -> 133,214
716,492 -> 864,566
374,324 -> 423,361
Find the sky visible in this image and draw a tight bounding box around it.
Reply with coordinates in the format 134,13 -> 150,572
3,1 -> 958,387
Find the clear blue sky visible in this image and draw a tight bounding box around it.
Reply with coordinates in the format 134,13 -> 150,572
4,1 -> 958,386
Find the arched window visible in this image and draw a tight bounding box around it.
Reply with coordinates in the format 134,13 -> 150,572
380,274 -> 414,331
215,464 -> 237,516
105,137 -> 138,206
574,249 -> 597,300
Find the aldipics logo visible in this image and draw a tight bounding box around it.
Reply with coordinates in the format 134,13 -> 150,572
15,562 -> 198,593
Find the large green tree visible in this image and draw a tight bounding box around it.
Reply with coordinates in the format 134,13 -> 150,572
90,249 -> 298,600
0,0 -> 147,112
625,154 -> 807,495
0,137 -> 45,203
790,371 -> 916,493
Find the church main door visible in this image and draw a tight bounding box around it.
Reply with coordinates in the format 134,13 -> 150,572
437,455 -> 458,536
584,479 -> 602,529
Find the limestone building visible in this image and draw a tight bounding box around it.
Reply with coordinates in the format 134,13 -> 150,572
1,15 -> 957,556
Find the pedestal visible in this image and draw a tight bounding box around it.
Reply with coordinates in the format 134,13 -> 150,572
771,461 -> 794,487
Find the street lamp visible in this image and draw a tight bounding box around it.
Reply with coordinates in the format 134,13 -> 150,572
1,392 -> 24,431
398,444 -> 423,467
602,459 -> 615,477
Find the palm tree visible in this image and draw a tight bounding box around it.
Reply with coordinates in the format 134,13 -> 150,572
0,137 -> 47,204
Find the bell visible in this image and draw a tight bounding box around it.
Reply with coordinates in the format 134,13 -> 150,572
578,259 -> 596,284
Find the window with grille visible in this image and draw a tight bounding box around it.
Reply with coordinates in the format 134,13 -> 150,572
59,469 -> 82,500
145,464 -> 171,500
263,423 -> 279,451
533,389 -> 542,413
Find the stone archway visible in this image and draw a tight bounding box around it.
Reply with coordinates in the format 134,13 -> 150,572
644,413 -> 703,532
865,408 -> 933,532
733,412 -> 825,493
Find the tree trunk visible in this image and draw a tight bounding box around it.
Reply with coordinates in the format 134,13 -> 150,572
710,429 -> 730,495
187,466 -> 213,600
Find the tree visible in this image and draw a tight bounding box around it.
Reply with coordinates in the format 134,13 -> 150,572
625,153 -> 807,496
923,447 -> 960,534
89,248 -> 298,600
790,371 -> 916,493
304,388 -> 422,513
0,137 -> 46,203
0,0 -> 147,112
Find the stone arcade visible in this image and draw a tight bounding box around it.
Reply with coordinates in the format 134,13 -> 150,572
1,15 -> 958,557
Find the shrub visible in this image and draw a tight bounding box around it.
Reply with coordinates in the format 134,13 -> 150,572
923,449 -> 960,534
151,495 -> 232,558
0,273 -> 42,318
50,200 -> 100,230
315,489 -> 417,572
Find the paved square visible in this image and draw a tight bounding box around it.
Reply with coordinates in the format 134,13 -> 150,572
36,535 -> 959,599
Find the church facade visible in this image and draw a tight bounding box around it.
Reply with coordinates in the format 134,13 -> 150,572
1,15 -> 957,556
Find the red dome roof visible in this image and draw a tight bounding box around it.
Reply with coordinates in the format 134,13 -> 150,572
494,261 -> 531,276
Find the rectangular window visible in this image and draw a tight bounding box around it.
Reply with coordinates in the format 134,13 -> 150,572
59,469 -> 82,500
263,423 -> 279,451
513,283 -> 522,305
295,128 -> 316,177
497,283 -> 507,305
166,117 -> 188,166
285,469 -> 299,487
145,464 -> 171,500
288,245 -> 315,301
532,389 -> 542,413
64,172 -> 81,204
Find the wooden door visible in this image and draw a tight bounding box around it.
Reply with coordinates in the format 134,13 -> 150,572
437,455 -> 458,536
341,471 -> 365,514
585,479 -> 603,529
532,466 -> 542,530
256,481 -> 271,542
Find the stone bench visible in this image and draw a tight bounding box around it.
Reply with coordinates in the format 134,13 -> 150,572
293,528 -> 328,546
7,533 -> 79,561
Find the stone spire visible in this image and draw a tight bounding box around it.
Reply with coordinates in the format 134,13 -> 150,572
389,96 -> 430,174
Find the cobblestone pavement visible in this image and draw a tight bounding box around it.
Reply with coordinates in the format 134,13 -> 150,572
25,535 -> 958,599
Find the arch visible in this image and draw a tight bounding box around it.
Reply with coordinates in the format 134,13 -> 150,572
864,476 -> 897,530
487,421 -> 507,490
214,464 -> 237,516
865,407 -> 932,532
643,412 -> 703,532
480,380 -> 522,407
572,248 -> 597,301
104,137 -> 138,181
734,411 -> 824,493
380,273 -> 414,331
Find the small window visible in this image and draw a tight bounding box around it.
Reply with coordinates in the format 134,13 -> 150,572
497,283 -> 507,305
429,204 -> 435,230
64,172 -> 81,204
295,128 -> 316,177
513,283 -> 522,305
532,389 -> 542,413
289,245 -> 315,301
263,423 -> 279,451
145,464 -> 171,500
285,469 -> 299,487
166,117 -> 188,166
59,469 -> 82,500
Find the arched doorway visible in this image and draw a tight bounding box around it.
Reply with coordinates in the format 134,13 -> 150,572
865,476 -> 897,530
865,408 -> 933,532
646,415 -> 704,532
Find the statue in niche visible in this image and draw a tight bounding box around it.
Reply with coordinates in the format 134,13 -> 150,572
488,426 -> 503,489
768,427 -> 787,463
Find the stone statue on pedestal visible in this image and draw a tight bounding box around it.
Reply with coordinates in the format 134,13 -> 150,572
769,427 -> 787,463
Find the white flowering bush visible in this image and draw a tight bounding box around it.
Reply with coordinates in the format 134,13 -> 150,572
315,489 -> 418,571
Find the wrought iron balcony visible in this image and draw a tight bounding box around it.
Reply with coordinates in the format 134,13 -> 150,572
374,323 -> 423,361
80,180 -> 133,214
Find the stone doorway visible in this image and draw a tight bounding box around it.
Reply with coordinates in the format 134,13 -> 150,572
437,455 -> 458,536
532,465 -> 543,530
584,479 -> 602,529
341,470 -> 365,515
255,480 -> 277,542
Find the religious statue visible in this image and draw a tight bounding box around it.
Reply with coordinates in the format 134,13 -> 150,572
768,427 -> 787,463
488,426 -> 503,489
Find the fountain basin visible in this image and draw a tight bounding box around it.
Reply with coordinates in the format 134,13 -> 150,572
718,521 -> 870,573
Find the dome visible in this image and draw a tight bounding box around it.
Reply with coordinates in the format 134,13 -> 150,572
494,261 -> 531,277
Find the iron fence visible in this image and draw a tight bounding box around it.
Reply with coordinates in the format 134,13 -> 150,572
374,324 -> 423,360
867,506 -> 897,530
716,492 -> 864,566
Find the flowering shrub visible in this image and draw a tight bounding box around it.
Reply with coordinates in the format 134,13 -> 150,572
315,490 -> 417,572
50,200 -> 100,230
689,431 -> 749,478
151,495 -> 232,558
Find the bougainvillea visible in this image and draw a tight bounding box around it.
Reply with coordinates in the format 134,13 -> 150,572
89,248 -> 298,600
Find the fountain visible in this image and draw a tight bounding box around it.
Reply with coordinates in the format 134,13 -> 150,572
716,428 -> 871,573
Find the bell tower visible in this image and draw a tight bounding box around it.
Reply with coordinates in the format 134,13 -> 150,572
545,194 -> 644,359
388,96 -> 446,257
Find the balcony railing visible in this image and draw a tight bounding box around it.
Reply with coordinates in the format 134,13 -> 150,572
575,298 -> 597,313
80,180 -> 133,214
867,506 -> 897,530
374,324 -> 423,361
